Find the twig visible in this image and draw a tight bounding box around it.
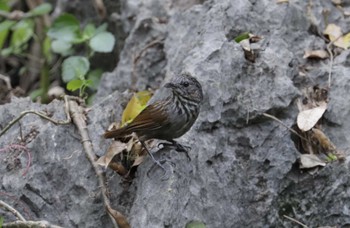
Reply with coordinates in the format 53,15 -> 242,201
262,113 -> 307,141
326,35 -> 342,88
283,215 -> 308,228
0,200 -> 26,221
131,38 -> 165,89
0,10 -> 35,20
0,74 -> 12,90
68,100 -> 130,228
2,220 -> 63,228
0,96 -> 71,138
133,38 -> 165,65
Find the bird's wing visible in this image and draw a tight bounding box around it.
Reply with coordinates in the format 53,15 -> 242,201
104,101 -> 169,139
125,100 -> 169,132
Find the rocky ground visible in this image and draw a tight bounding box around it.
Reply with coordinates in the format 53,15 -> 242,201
1,0 -> 350,227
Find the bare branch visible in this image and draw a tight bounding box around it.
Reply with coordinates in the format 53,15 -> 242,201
283,215 -> 308,228
2,220 -> 63,228
0,200 -> 26,221
0,96 -> 71,138
68,100 -> 130,228
262,113 -> 307,141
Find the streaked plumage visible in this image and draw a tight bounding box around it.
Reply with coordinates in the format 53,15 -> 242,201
104,73 -> 203,141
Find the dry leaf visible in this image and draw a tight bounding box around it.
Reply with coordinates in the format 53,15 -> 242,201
249,34 -> 263,43
311,128 -> 336,151
299,154 -> 326,169
331,0 -> 342,4
323,24 -> 350,49
276,0 -> 289,3
303,50 -> 329,59
106,205 -> 131,228
297,104 -> 327,131
131,155 -> 146,167
96,141 -> 127,168
239,39 -> 251,51
121,90 -> 152,126
324,24 -> 343,41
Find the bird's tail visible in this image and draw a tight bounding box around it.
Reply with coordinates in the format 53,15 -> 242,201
103,127 -> 129,139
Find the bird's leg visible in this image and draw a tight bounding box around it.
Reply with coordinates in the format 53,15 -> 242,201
158,139 -> 191,161
140,140 -> 167,174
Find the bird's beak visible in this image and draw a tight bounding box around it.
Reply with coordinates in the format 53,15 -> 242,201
165,82 -> 177,89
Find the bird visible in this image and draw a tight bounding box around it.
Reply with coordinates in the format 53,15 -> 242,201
104,72 -> 203,170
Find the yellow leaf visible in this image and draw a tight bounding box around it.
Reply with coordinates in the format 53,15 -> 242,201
324,23 -> 342,41
121,90 -> 152,126
343,32 -> 350,49
324,24 -> 349,49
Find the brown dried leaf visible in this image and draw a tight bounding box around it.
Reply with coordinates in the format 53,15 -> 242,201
299,154 -> 326,169
108,161 -> 128,175
297,103 -> 327,131
131,155 -> 146,167
303,50 -> 329,59
249,34 -> 263,43
96,141 -> 127,168
311,128 -> 336,151
106,205 -> 131,228
276,0 -> 289,3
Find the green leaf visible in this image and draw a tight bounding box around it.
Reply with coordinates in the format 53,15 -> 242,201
87,68 -> 103,90
0,20 -> 15,32
1,47 -> 12,56
0,20 -> 15,49
234,32 -> 250,43
67,79 -> 84,91
82,23 -> 96,40
10,19 -> 34,48
29,88 -> 43,100
62,56 -> 90,82
47,13 -> 80,42
185,221 -> 206,228
28,3 -> 52,16
89,32 -> 115,53
95,23 -> 108,35
51,39 -> 72,55
0,0 -> 10,11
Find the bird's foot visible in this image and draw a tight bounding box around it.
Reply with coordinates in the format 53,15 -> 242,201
158,140 -> 191,161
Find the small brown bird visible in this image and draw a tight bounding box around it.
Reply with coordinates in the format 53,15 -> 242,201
104,73 -> 203,169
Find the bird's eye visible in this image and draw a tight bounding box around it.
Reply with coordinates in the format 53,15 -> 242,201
183,81 -> 189,87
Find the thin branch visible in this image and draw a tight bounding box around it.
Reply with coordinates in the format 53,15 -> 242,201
262,113 -> 307,141
0,9 -> 41,21
283,215 -> 308,228
0,200 -> 26,221
133,38 -> 165,65
68,100 -> 130,228
2,220 -> 64,228
0,96 -> 71,138
326,35 -> 342,88
131,38 -> 165,89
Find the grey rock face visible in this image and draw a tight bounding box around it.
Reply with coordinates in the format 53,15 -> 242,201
1,0 -> 350,227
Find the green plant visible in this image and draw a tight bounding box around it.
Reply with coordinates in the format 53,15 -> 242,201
48,13 -> 115,99
0,1 -> 115,102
